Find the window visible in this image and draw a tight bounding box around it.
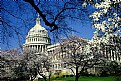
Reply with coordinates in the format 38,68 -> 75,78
64,63 -> 66,68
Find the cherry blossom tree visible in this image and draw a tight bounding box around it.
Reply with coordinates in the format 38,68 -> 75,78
60,35 -> 105,81
21,48 -> 52,81
88,0 -> 121,61
0,49 -> 21,80
0,48 -> 52,81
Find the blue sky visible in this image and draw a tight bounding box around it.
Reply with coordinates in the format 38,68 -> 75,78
1,18 -> 94,50
1,1 -> 95,50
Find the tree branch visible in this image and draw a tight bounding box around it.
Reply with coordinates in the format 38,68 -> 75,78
23,0 -> 58,32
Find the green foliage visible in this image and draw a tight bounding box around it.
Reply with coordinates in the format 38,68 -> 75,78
33,79 -> 38,81
108,61 -> 121,76
58,72 -> 66,78
80,70 -> 89,76
51,73 -> 59,78
52,76 -> 117,81
99,61 -> 121,76
50,72 -> 69,79
116,77 -> 121,81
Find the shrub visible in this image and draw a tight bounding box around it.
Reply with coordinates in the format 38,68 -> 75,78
70,75 -> 74,77
116,77 -> 121,81
58,72 -> 66,78
80,71 -> 89,77
99,71 -> 109,77
51,71 -> 70,78
50,74 -> 59,78
89,73 -> 96,77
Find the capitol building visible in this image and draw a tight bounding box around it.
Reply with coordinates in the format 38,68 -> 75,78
23,15 -> 75,75
23,15 -> 121,77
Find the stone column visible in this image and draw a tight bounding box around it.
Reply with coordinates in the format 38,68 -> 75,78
37,45 -> 38,52
40,45 -> 42,52
32,45 -> 34,50
42,45 -> 43,52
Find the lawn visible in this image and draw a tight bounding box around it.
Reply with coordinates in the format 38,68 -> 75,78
42,76 -> 120,81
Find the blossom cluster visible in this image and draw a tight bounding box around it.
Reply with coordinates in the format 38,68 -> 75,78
84,0 -> 121,49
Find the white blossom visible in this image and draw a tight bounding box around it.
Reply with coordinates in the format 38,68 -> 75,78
108,18 -> 112,21
117,17 -> 121,21
113,13 -> 117,17
102,9 -> 108,14
94,1 -> 111,9
90,0 -> 121,50
82,2 -> 87,7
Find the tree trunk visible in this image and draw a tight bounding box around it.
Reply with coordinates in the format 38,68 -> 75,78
30,75 -> 35,81
43,77 -> 47,81
48,72 -> 51,81
75,66 -> 79,81
38,73 -> 47,81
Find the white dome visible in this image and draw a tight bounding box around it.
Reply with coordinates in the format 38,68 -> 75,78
24,15 -> 50,45
29,24 -> 47,34
28,17 -> 47,36
30,24 -> 46,32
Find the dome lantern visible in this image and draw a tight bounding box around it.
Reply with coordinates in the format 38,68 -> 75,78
36,14 -> 40,25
